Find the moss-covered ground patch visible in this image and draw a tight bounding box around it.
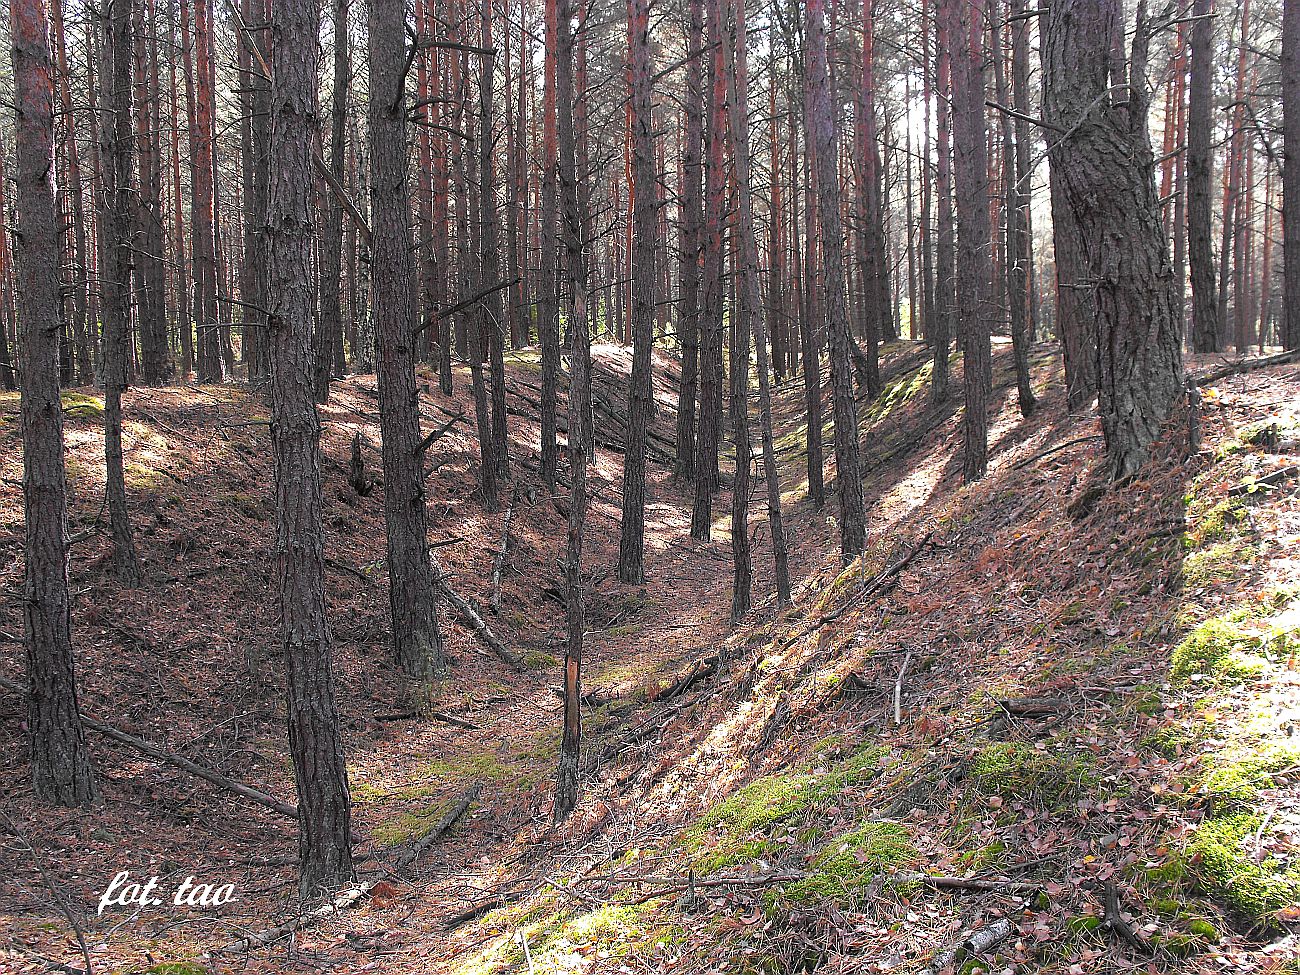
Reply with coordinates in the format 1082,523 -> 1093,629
1185,813 -> 1300,924
771,822 -> 917,905
968,741 -> 1092,804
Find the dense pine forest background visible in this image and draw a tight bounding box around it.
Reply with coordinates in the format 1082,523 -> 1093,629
1,0 -> 1298,972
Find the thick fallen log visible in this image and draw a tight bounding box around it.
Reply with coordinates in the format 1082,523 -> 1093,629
0,674 -> 297,821
219,783 -> 481,952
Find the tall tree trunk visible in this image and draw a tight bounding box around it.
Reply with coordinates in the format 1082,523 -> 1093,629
690,0 -> 727,541
1187,0 -> 1219,352
1044,0 -> 1184,480
133,0 -> 169,384
369,0 -> 446,676
0,135 -> 15,391
11,0 -> 97,806
673,0 -> 704,482
1036,0 -> 1095,407
553,0 -> 591,824
618,0 -> 655,585
537,0 -> 560,491
266,0 -> 354,896
49,0 -> 90,383
997,0 -> 1035,415
799,101 -> 826,509
100,0 -> 142,586
313,0 -> 350,401
725,0 -> 788,609
478,0 -> 511,484
807,0 -> 865,563
854,0 -> 884,397
947,0 -> 992,482
191,0 -> 222,382
932,5 -> 954,405
1286,0 -> 1300,349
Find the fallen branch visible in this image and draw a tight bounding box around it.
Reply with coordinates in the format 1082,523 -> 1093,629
0,674 -> 296,822
1196,349 -> 1300,386
1012,435 -> 1103,470
922,918 -> 1016,975
219,783 -> 482,952
1228,465 -> 1300,498
817,529 -> 937,626
374,710 -> 480,731
1102,880 -> 1149,954
433,561 -> 526,672
489,496 -> 515,615
415,412 -> 466,457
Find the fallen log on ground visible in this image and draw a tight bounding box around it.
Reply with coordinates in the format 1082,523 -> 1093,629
433,561 -> 526,672
0,674 -> 297,821
1195,349 -> 1300,386
219,783 -> 482,952
921,917 -> 1016,975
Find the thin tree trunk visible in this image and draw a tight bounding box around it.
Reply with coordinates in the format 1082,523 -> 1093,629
11,0 -> 97,806
932,6 -> 954,406
807,0 -> 866,563
725,0 -> 788,609
1187,0 -> 1219,352
673,0 -> 704,482
619,0 -> 655,585
690,0 -> 727,541
538,0 -> 560,491
100,0 -> 142,586
947,0 -> 992,482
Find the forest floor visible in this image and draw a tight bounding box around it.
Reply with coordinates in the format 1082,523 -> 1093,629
1,340 -> 1297,975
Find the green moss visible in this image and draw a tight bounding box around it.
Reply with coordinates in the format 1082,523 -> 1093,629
772,822 -> 917,904
222,492 -> 266,520
61,391 -> 104,420
371,799 -> 455,846
1199,744 -> 1300,808
1185,498 -> 1246,548
698,774 -> 813,834
969,742 -> 1091,803
954,840 -> 1008,873
143,964 -> 208,975
1186,813 -> 1300,923
522,650 -> 559,669
1064,915 -> 1103,937
694,837 -> 777,873
1182,540 -> 1255,588
1171,615 -> 1262,682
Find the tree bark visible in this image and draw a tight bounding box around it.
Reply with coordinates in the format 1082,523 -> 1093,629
369,0 -> 446,676
854,0 -> 885,398
266,0 -> 354,896
807,0 -> 866,563
100,0 -> 142,586
932,6 -> 954,406
1044,0 -> 1184,480
1187,0 -> 1219,352
553,0 -> 590,823
1001,0 -> 1036,416
538,0 -> 560,491
11,0 -> 97,806
724,0 -> 788,610
690,0 -> 727,542
947,0 -> 992,482
1285,0 -> 1300,349
618,0 -> 655,585
674,0 -> 704,482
